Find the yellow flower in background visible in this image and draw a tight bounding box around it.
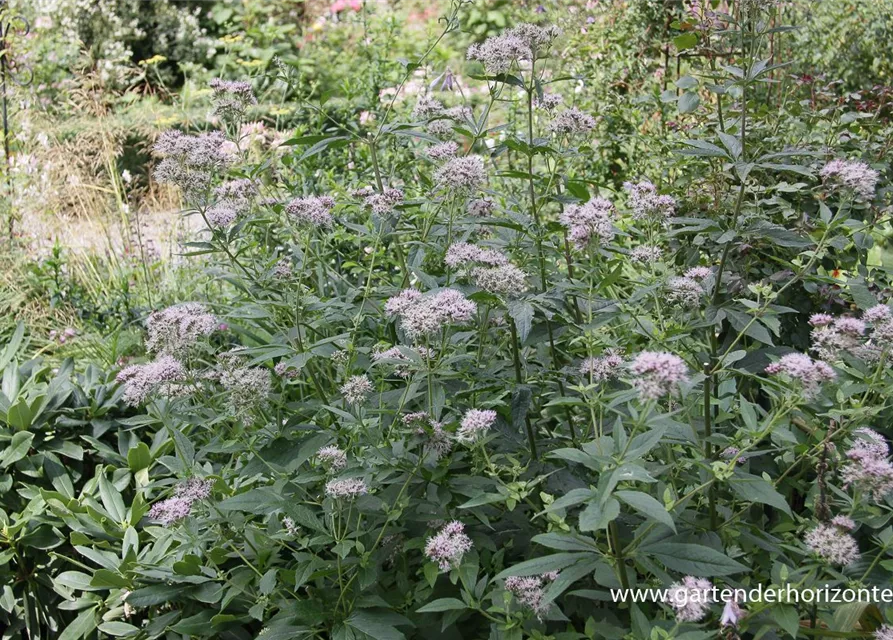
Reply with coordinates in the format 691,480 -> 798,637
139,55 -> 168,67
270,107 -> 291,116
237,58 -> 265,68
156,116 -> 179,126
219,34 -> 244,45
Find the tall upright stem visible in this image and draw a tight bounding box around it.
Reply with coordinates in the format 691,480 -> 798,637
510,318 -> 537,459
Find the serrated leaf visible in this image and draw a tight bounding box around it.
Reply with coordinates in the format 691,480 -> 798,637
729,472 -> 791,516
615,490 -> 676,532
642,542 -> 748,576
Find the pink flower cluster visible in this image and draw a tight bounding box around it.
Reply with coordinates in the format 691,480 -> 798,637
209,78 -> 256,123
153,130 -> 231,201
445,242 -> 508,269
820,159 -> 878,199
548,107 -> 596,136
424,521 -> 473,571
623,180 -> 676,221
579,351 -> 624,382
317,445 -> 348,471
809,305 -> 893,362
385,288 -> 477,339
804,521 -> 860,566
285,195 -> 336,228
145,303 -> 218,356
325,478 -> 369,500
666,576 -> 713,622
841,427 -> 893,500
457,408 -> 497,442
628,351 -> 689,400
764,353 -> 835,398
147,478 -> 213,526
116,355 -> 188,406
504,572 -> 559,619
559,198 -> 615,248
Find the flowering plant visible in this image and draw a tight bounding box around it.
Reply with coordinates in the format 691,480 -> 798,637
3,1 -> 893,639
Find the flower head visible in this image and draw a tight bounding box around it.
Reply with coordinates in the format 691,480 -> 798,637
579,352 -> 624,382
820,159 -> 878,199
317,445 -> 348,471
467,198 -> 495,217
624,180 -> 676,221
425,521 -> 473,571
340,375 -> 373,406
765,353 -> 836,398
325,478 -> 368,500
434,156 -> 487,193
548,107 -> 596,136
628,351 -> 689,400
720,599 -> 744,628
505,572 -> 559,619
804,523 -> 860,566
473,264 -> 528,296
145,303 -> 217,356
386,289 -> 477,339
560,198 -> 615,247
536,93 -> 563,111
153,130 -> 231,201
116,355 -> 189,406
425,141 -> 459,162
285,195 -> 336,228
147,478 -> 213,526
666,576 -> 713,622
210,78 -> 257,122
412,95 -> 445,120
220,366 -> 271,417
361,188 -> 404,216
841,428 -> 893,500
666,276 -> 704,308
458,408 -> 497,442
630,245 -> 663,263
875,625 -> 893,640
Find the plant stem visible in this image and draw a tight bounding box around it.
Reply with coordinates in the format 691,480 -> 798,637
510,317 -> 537,459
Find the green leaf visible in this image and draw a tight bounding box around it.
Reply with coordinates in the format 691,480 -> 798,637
673,32 -> 698,50
127,443 -> 152,471
579,498 -> 620,531
615,490 -> 676,532
97,622 -> 140,637
345,611 -> 406,640
718,132 -> 742,160
125,584 -> 187,607
0,431 -> 33,467
678,139 -> 729,158
830,601 -> 867,632
259,568 -> 277,595
0,322 -> 25,370
55,571 -> 97,592
641,543 -> 748,576
678,91 -> 700,114
494,553 -> 590,580
58,607 -> 98,640
98,470 -> 127,523
507,300 -> 534,342
729,472 -> 792,516
772,604 -> 800,638
416,598 -> 468,613
217,488 -> 282,515
531,532 -> 596,552
458,493 -> 503,508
